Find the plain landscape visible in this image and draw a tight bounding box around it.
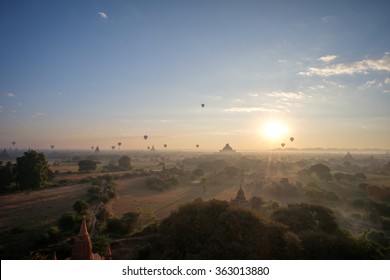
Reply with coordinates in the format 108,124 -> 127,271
1,147 -> 389,259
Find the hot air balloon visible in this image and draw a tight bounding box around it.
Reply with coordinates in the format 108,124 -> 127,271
50,145 -> 54,149
118,142 -> 122,147
91,146 -> 94,150
290,137 -> 294,142
196,144 -> 199,148
164,144 -> 167,148
144,135 -> 148,140
147,146 -> 150,150
12,141 -> 16,146
111,146 -> 115,150
281,143 -> 285,148
201,104 -> 205,108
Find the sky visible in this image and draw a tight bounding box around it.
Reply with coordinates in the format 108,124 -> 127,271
1,0 -> 390,151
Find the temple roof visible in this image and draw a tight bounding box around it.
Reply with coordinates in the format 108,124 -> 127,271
71,216 -> 93,260
236,185 -> 246,201
220,143 -> 235,152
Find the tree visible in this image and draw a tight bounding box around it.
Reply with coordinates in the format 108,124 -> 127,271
0,161 -> 14,190
14,149 -> 50,189
118,155 -> 131,169
192,168 -> 205,177
272,203 -> 339,234
308,163 -> 332,182
73,200 -> 89,215
223,166 -> 241,177
78,160 -> 97,171
150,199 -> 297,259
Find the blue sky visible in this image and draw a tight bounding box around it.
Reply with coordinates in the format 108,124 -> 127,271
1,0 -> 390,151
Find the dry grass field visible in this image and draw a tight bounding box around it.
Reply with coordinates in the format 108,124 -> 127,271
0,184 -> 91,231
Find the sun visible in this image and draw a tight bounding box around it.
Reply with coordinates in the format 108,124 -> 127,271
262,121 -> 288,140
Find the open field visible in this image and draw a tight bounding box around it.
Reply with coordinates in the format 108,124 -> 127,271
0,184 -> 91,231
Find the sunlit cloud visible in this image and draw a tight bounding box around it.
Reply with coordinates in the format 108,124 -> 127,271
223,107 -> 279,113
267,91 -> 305,100
98,12 -> 108,19
318,55 -> 338,63
6,92 -> 15,97
299,53 -> 390,76
308,85 -> 326,90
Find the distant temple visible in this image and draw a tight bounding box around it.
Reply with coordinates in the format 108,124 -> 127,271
220,143 -> 236,152
344,151 -> 353,161
95,146 -> 100,153
55,216 -> 111,260
231,185 -> 250,207
150,145 -> 156,151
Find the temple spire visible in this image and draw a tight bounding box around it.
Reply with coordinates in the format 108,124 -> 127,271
71,216 -> 93,260
105,244 -> 112,260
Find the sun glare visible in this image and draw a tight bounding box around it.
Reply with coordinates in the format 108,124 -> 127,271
262,121 -> 288,140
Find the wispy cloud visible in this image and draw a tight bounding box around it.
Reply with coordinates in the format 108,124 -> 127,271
98,12 -> 108,19
33,112 -> 45,118
318,55 -> 338,63
359,79 -> 382,90
299,53 -> 390,76
267,91 -> 305,101
321,16 -> 336,23
6,92 -> 15,98
223,107 -> 279,113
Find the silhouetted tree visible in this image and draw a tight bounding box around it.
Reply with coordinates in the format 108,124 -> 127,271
73,200 -> 89,215
78,160 -> 97,171
150,199 -> 299,259
118,155 -> 131,169
0,161 -> 14,190
14,149 -> 50,189
271,203 -> 338,234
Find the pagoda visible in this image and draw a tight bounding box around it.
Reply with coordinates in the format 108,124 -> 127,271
69,216 -> 111,260
220,143 -> 236,152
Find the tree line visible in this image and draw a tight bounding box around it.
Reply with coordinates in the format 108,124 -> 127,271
0,149 -> 51,192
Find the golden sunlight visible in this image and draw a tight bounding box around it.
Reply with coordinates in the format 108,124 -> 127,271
262,121 -> 288,140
